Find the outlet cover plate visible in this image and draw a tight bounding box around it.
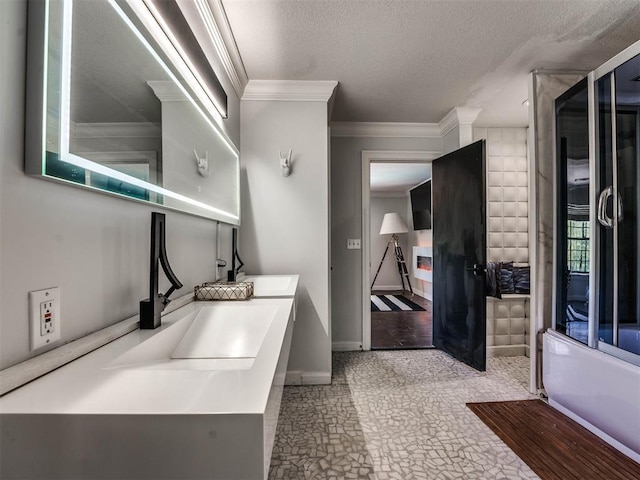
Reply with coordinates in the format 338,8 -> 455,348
29,287 -> 61,351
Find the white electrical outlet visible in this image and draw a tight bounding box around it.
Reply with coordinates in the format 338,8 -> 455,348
347,239 -> 361,250
29,287 -> 61,351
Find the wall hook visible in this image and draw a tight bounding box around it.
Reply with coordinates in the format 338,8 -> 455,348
280,149 -> 292,177
194,149 -> 209,178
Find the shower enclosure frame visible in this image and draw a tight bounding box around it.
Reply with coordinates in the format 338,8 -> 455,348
552,40 -> 640,367
545,39 -> 640,462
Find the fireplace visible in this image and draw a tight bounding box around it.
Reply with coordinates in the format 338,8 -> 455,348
413,246 -> 433,282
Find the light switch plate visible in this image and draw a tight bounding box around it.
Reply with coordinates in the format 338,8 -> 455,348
29,287 -> 61,351
347,239 -> 361,250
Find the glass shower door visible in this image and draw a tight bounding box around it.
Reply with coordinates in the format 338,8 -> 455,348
555,79 -> 590,344
596,53 -> 640,360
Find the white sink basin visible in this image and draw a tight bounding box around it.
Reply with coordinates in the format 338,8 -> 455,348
237,274 -> 299,297
172,304 -> 277,359
107,304 -> 277,369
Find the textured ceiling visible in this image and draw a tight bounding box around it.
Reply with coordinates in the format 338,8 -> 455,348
221,0 -> 640,126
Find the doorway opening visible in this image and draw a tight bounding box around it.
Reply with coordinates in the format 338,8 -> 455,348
362,150 -> 439,350
370,288 -> 433,349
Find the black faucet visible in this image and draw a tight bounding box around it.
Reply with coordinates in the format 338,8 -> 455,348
227,227 -> 245,282
140,212 -> 183,329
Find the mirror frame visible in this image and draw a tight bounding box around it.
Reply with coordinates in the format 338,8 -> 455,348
25,0 -> 241,225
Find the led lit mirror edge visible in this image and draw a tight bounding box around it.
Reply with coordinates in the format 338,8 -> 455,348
24,0 -> 241,226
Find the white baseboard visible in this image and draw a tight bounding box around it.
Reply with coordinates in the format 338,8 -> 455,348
411,287 -> 425,298
410,289 -> 432,301
373,285 -> 427,296
332,341 -> 362,352
285,370 -> 331,385
284,371 -> 301,385
487,345 -> 526,357
371,284 -> 402,291
415,287 -> 433,301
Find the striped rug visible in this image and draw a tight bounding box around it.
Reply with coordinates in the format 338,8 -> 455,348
371,294 -> 426,312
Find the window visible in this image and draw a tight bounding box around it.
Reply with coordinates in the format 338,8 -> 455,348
567,220 -> 589,273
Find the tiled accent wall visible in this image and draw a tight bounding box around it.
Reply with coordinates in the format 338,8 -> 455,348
486,297 -> 529,357
474,127 -> 530,357
474,128 -> 529,263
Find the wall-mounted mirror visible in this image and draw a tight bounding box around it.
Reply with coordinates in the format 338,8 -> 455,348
26,0 -> 240,224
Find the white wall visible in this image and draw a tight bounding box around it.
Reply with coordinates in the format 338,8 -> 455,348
370,195 -> 410,289
331,135 -> 441,346
0,0 -> 240,370
240,100 -> 331,381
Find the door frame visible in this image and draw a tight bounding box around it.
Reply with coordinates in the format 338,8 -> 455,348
361,150 -> 441,350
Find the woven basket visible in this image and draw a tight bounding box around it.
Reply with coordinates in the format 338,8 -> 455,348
194,281 -> 254,301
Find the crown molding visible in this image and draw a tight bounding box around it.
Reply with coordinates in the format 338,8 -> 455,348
71,122 -> 161,139
438,107 -> 482,136
330,122 -> 441,138
242,80 -> 339,102
370,191 -> 410,198
362,150 -> 442,162
331,111 -> 482,139
193,0 -> 248,99
147,80 -> 188,102
457,107 -> 483,124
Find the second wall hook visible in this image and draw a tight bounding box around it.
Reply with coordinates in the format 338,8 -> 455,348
280,149 -> 292,177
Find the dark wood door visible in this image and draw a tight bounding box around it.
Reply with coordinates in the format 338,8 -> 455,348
432,140 -> 487,371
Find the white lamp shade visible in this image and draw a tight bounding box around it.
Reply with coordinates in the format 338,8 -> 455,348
379,212 -> 408,235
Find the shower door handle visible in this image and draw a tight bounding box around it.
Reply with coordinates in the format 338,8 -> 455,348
597,186 -> 614,228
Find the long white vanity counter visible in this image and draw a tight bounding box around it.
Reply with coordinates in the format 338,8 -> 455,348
0,298 -> 292,415
0,275 -> 299,480
237,273 -> 299,298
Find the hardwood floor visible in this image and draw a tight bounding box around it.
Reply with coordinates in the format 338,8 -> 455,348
371,290 -> 433,349
467,399 -> 640,480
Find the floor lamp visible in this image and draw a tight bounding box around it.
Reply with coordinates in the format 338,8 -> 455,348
371,212 -> 413,295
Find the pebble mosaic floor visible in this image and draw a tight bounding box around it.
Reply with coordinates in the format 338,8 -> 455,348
269,350 -> 539,480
